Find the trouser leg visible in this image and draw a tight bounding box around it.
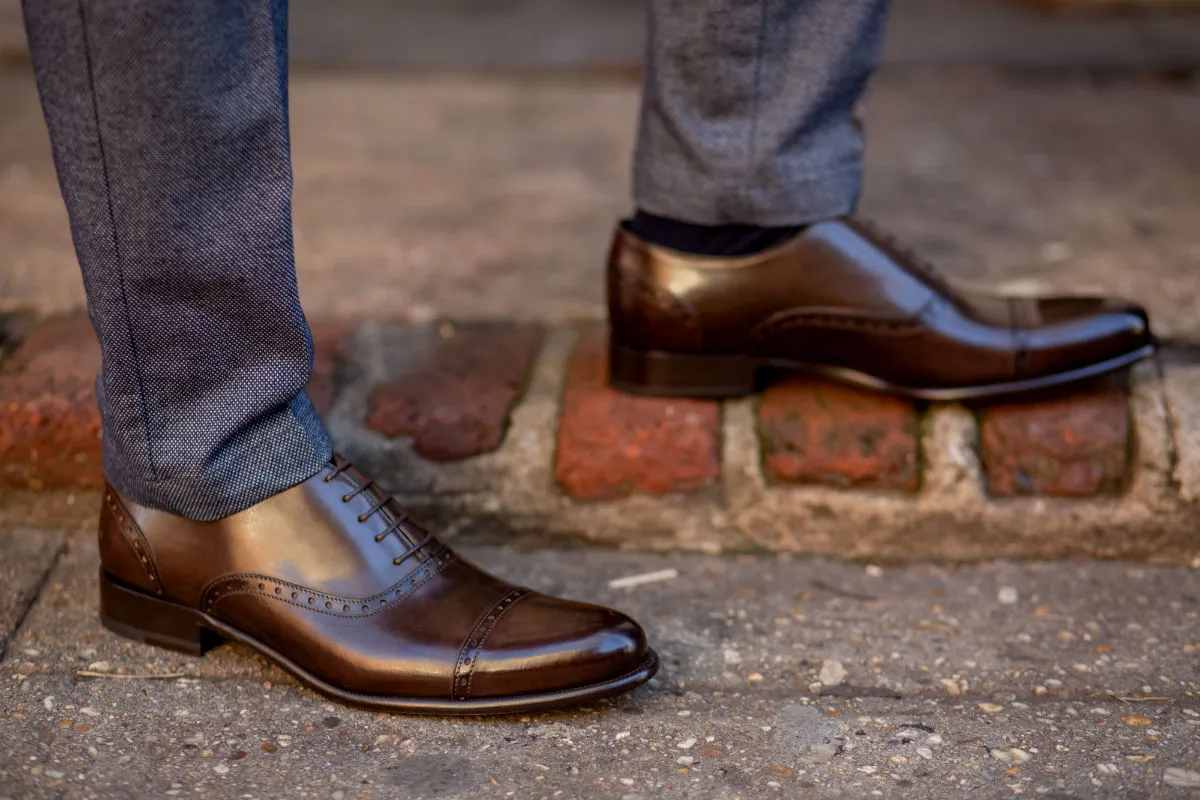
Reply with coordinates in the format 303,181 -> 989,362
634,0 -> 892,226
22,0 -> 331,521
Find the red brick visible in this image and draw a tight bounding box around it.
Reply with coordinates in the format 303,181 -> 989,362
307,319 -> 353,418
979,381 -> 1130,497
0,314 -> 104,489
365,323 -> 543,461
757,378 -> 921,491
555,328 -> 720,500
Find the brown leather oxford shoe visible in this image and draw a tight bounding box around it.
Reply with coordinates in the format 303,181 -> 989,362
98,456 -> 657,714
607,219 -> 1155,400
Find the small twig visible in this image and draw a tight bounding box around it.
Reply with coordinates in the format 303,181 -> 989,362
76,671 -> 189,680
608,569 -> 678,590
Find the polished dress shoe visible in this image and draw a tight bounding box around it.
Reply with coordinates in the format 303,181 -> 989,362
98,457 -> 657,714
607,219 -> 1155,400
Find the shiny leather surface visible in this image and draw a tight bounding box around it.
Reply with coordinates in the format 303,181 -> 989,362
98,457 -> 649,701
608,219 -> 1154,390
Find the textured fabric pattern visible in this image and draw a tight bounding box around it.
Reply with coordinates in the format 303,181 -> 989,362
635,0 -> 892,226
21,0 -> 332,521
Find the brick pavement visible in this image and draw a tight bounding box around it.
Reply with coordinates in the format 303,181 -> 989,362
2,311 -> 1197,564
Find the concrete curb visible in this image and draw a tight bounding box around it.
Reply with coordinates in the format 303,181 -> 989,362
331,323 -> 1199,564
2,312 -> 1198,564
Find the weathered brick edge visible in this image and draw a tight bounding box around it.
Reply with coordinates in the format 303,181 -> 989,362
0,313 -> 1141,500
977,375 -> 1131,497
554,327 -> 722,500
757,379 -> 922,492
365,322 -> 543,461
0,315 -> 103,489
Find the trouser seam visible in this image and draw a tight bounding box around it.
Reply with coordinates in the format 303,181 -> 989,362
75,0 -> 159,482
745,0 -> 769,188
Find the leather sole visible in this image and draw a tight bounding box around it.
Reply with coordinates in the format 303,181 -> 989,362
99,570 -> 659,716
609,340 -> 1158,401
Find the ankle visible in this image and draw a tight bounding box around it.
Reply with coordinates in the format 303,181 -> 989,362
628,211 -> 804,257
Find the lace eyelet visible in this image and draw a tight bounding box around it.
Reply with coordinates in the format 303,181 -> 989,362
341,494 -> 352,503
392,557 -> 402,565
357,514 -> 368,523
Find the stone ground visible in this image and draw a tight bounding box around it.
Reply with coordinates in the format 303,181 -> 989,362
4,3 -> 1200,798
3,529 -> 1200,800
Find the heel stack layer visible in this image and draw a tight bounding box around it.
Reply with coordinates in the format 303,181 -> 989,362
99,570 -> 221,656
609,341 -> 758,398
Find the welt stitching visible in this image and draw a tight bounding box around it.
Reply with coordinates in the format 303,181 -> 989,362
451,602 -> 500,701
201,546 -> 454,619
453,588 -> 531,701
204,555 -> 451,619
754,312 -> 925,341
104,490 -> 163,595
464,589 -> 530,700
199,542 -> 450,602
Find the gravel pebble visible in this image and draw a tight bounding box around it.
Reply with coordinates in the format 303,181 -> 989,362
819,660 -> 847,686
1164,768 -> 1200,788
990,748 -> 1033,764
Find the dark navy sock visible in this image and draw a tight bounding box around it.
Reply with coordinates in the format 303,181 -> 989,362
628,211 -> 803,257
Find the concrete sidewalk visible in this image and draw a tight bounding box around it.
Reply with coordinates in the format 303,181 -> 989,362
3,528 -> 1200,799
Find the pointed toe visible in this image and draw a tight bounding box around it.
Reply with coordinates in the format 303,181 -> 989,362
1021,297 -> 1155,379
465,593 -> 651,701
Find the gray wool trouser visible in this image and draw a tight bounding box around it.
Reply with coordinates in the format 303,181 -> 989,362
20,0 -> 892,521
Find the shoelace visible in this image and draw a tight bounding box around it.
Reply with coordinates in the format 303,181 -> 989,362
325,460 -> 433,566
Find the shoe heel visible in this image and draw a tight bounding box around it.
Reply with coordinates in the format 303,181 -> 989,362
99,570 -> 221,656
609,341 -> 758,398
